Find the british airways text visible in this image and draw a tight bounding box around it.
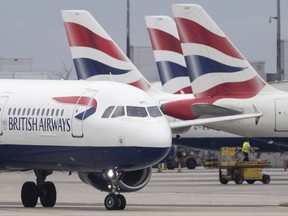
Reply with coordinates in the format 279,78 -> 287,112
8,117 -> 71,132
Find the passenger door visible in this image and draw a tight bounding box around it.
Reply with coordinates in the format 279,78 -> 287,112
0,96 -> 9,135
275,98 -> 288,131
72,90 -> 97,137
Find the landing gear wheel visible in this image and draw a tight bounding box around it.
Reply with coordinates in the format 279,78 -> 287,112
105,193 -> 119,210
234,174 -> 244,184
40,181 -> 57,207
262,174 -> 271,184
21,181 -> 39,207
117,194 -> 126,210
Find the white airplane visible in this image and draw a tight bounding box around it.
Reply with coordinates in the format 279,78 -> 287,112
0,79 -> 172,210
159,4 -> 288,146
62,10 -> 262,137
144,15 -> 288,154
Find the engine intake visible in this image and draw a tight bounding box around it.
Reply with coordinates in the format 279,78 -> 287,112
78,167 -> 152,192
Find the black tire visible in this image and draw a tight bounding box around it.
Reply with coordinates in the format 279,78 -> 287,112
21,181 -> 39,207
186,158 -> 196,169
117,194 -> 126,210
246,180 -> 255,184
220,178 -> 229,184
234,174 -> 244,184
262,174 -> 271,184
105,194 -> 119,210
40,181 -> 57,207
166,163 -> 176,170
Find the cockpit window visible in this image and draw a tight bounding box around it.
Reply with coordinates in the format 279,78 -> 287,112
127,106 -> 148,117
102,106 -> 115,118
111,106 -> 125,118
147,106 -> 163,117
105,105 -> 162,118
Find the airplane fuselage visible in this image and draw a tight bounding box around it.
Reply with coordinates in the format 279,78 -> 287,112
0,79 -> 171,172
208,89 -> 288,143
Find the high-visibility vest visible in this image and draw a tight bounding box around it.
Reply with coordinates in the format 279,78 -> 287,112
242,141 -> 250,153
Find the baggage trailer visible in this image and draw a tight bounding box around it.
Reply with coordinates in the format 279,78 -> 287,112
219,147 -> 271,184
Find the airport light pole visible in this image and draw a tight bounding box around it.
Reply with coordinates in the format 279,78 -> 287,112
269,0 -> 281,81
126,0 -> 130,58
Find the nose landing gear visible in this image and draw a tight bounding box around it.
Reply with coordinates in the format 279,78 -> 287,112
104,193 -> 126,210
104,169 -> 126,210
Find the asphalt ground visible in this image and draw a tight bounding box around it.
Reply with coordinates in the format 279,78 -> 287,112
0,167 -> 287,215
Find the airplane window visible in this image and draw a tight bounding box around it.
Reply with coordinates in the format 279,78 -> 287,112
56,109 -> 59,117
147,106 -> 163,117
13,108 -> 16,115
22,108 -> 26,116
61,109 -> 64,116
27,108 -> 31,116
46,109 -> 50,116
8,108 -> 11,115
127,106 -> 148,117
31,108 -> 35,116
37,108 -> 40,116
111,106 -> 125,118
41,109 -> 45,116
102,106 -> 115,118
51,109 -> 55,116
17,108 -> 21,116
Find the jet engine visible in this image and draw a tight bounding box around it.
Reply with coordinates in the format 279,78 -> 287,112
78,167 -> 152,192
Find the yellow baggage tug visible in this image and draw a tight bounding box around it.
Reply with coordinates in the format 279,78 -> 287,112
219,147 -> 271,184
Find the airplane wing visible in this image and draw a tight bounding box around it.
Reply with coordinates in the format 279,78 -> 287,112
191,103 -> 242,117
170,105 -> 263,134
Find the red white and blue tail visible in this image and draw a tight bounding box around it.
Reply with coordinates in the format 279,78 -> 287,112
61,10 -> 151,91
145,16 -> 192,94
172,4 -> 274,98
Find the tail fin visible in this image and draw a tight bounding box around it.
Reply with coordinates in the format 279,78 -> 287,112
145,16 -> 192,94
172,4 -> 270,98
61,10 -> 151,91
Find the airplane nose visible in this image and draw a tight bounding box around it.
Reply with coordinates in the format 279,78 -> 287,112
134,122 -> 172,165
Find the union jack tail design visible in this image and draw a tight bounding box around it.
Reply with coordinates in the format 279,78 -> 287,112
145,16 -> 192,94
61,10 -> 151,92
172,4 -> 270,98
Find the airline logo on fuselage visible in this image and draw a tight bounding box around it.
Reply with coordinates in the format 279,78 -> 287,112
8,96 -> 97,132
53,96 -> 97,120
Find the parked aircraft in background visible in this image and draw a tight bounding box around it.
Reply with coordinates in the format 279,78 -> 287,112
160,4 -> 288,147
144,15 -> 288,153
145,15 -> 191,94
0,79 -> 171,210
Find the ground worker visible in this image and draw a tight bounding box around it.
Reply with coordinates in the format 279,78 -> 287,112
242,140 -> 250,161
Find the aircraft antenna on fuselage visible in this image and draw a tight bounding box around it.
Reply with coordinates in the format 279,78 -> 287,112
109,72 -> 114,82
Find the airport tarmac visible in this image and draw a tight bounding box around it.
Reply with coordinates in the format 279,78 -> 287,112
0,167 -> 287,216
